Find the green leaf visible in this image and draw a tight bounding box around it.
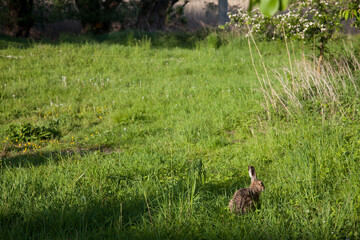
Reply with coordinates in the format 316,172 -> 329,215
260,0 -> 280,17
353,10 -> 358,18
279,0 -> 288,11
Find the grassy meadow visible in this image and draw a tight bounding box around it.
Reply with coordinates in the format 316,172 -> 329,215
0,32 -> 360,239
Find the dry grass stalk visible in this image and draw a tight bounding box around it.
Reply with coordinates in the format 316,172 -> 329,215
247,32 -> 359,118
270,58 -> 359,117
247,26 -> 292,117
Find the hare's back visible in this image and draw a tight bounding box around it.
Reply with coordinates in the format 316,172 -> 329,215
229,188 -> 253,213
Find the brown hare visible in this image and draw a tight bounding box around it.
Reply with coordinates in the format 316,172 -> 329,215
229,166 -> 265,214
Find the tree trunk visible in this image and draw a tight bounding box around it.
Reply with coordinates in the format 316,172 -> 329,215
75,0 -> 121,33
136,0 -> 179,31
218,0 -> 228,26
5,0 -> 34,38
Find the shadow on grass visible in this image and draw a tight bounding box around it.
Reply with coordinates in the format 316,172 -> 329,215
0,152 -> 270,239
0,34 -> 34,50
0,178 -> 260,240
1,144 -> 118,168
0,194 -> 148,239
0,30 -> 211,50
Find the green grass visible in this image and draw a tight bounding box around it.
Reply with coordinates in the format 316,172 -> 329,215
0,32 -> 359,239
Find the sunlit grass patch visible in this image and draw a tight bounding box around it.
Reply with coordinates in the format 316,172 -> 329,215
0,33 -> 360,239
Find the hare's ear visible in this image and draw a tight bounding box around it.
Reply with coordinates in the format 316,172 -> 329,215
248,166 -> 257,180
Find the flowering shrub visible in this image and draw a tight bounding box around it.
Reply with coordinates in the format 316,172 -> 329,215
228,0 -> 344,73
228,0 -> 342,44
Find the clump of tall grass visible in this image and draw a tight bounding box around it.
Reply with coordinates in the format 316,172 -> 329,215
248,34 -> 360,119
271,57 -> 359,115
